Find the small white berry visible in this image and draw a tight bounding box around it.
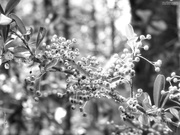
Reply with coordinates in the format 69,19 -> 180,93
171,72 -> 176,77
72,38 -> 77,43
161,90 -> 166,95
137,88 -> 143,93
146,34 -> 152,39
166,77 -> 171,82
155,67 -> 160,72
173,78 -> 178,83
157,60 -> 162,66
143,45 -> 149,50
123,48 -> 129,53
140,35 -> 146,40
134,57 -> 140,62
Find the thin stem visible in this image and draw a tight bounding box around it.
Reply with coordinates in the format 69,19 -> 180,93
170,99 -> 180,106
52,66 -> 74,75
130,78 -> 133,98
138,55 -> 153,65
165,106 -> 180,111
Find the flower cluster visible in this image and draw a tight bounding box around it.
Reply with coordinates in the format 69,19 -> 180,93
164,72 -> 180,101
5,23 -> 177,135
43,35 -> 79,60
24,26 -> 164,119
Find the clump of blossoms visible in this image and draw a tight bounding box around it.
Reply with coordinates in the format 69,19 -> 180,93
26,24 -> 160,107
1,20 -> 179,135
24,24 -> 176,135
163,72 -> 180,103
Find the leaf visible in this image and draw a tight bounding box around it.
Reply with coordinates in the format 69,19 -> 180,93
137,92 -> 152,110
167,122 -> 180,135
36,27 -> 46,49
5,0 -> 20,15
170,108 -> 180,120
136,105 -> 146,114
0,13 -> 12,25
24,27 -> 33,41
138,114 -> 149,127
34,78 -> 41,91
9,13 -> 26,34
14,46 -> 29,53
142,92 -> 152,110
153,74 -> 165,107
14,53 -> 29,59
122,118 -> 137,128
125,24 -> 136,40
2,25 -> 10,42
165,112 -> 173,119
0,4 -> 4,14
44,58 -> 58,71
4,39 -> 17,50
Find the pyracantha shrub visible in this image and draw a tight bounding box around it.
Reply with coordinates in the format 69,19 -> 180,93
1,0 -> 180,135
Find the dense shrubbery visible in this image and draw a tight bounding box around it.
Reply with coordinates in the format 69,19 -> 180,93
1,0 -> 180,135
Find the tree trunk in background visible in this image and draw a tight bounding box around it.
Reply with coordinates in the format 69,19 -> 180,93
110,19 -> 115,54
91,0 -> 98,56
89,0 -> 100,130
177,4 -> 180,43
64,0 -> 70,39
110,1 -> 117,55
63,0 -> 72,134
44,0 -> 52,16
177,4 -> 180,69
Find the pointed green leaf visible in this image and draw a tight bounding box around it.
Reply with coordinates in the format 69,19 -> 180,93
2,25 -> 10,42
142,92 -> 152,110
34,78 -> 41,91
44,58 -> 58,71
9,13 -> 26,34
138,114 -> 149,126
137,92 -> 151,108
5,0 -> 20,14
165,112 -> 173,119
153,74 -> 165,107
14,46 -> 29,53
14,53 -> 26,58
24,27 -> 33,41
125,24 -> 136,40
36,27 -> 46,49
136,105 -> 146,114
170,108 -> 180,120
4,39 -> 17,50
167,121 -> 180,134
0,4 -> 4,14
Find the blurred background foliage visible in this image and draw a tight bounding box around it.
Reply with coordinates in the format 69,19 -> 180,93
0,0 -> 179,134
